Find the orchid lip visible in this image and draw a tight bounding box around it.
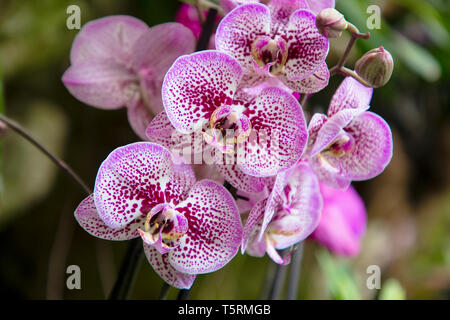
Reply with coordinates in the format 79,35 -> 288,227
323,132 -> 355,157
139,203 -> 188,254
203,105 -> 252,153
251,36 -> 288,76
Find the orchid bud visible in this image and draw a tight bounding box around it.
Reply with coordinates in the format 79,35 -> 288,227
316,8 -> 348,38
355,46 -> 394,88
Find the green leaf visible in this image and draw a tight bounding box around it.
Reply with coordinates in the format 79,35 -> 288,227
316,249 -> 361,300
379,279 -> 406,300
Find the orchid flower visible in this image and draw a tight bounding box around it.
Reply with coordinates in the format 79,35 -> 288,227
215,2 -> 330,93
62,16 -> 196,139
241,163 -> 322,264
160,50 -> 308,179
311,183 -> 367,256
220,0 -> 335,15
74,142 -> 242,289
306,77 -> 393,189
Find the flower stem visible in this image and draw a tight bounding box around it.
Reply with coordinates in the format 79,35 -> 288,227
286,243 -> 304,300
267,260 -> 288,300
329,25 -> 370,82
158,282 -> 171,300
0,114 -> 91,195
177,289 -> 192,300
195,8 -> 218,51
109,238 -> 143,300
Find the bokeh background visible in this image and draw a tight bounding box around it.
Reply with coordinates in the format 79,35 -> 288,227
0,0 -> 449,299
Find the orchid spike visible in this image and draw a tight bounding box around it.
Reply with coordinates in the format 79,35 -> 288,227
161,50 -> 308,178
242,163 -> 322,264
311,183 -> 367,256
306,77 -> 393,189
62,16 -> 196,139
215,2 -> 330,94
74,142 -> 242,289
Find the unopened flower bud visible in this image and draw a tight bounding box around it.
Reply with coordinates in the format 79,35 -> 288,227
355,46 -> 394,88
316,8 -> 348,38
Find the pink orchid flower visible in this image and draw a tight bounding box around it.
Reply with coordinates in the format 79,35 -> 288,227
241,163 -> 322,264
62,16 -> 196,139
221,0 -> 335,15
306,77 -> 393,189
311,183 -> 367,256
74,142 -> 242,289
145,110 -> 271,194
160,50 -> 308,178
215,2 -> 330,93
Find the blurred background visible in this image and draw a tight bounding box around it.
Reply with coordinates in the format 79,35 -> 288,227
0,0 -> 448,299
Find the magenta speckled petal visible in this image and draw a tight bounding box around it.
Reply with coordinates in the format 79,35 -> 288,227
220,0 -> 261,14
309,155 -> 351,189
240,87 -> 307,177
328,77 -> 373,117
283,10 -> 329,81
168,180 -> 242,274
146,112 -> 206,157
333,112 -> 393,180
94,142 -> 196,229
74,195 -> 143,240
216,4 -> 271,73
143,244 -> 196,289
310,108 -> 366,156
268,164 -> 322,248
258,170 -> 288,239
145,112 -> 177,149
242,198 -> 267,255
162,51 -> 243,133
62,61 -> 136,109
305,0 -> 335,14
70,15 -> 148,65
280,62 -> 329,94
215,162 -> 267,194
127,96 -> 154,140
269,0 -> 308,34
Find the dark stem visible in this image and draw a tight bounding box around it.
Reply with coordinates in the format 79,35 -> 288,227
177,289 -> 192,300
195,8 -> 218,51
158,282 -> 171,300
299,94 -> 308,107
287,243 -> 304,300
267,260 -> 288,300
0,114 -> 91,195
109,238 -> 143,300
223,180 -> 238,199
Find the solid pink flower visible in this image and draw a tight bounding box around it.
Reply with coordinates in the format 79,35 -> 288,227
62,16 -> 196,139
74,142 -> 242,289
311,183 -> 367,256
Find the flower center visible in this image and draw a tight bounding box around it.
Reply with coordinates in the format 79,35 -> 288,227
323,132 -> 355,157
139,203 -> 188,254
251,36 -> 288,76
202,105 -> 251,154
